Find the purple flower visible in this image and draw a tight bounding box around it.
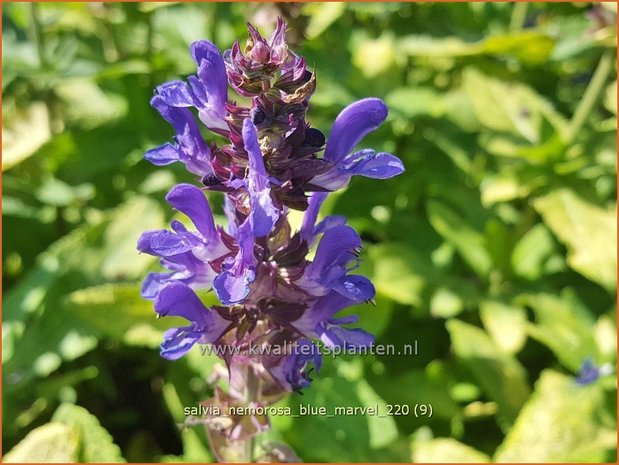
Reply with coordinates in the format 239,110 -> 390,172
241,119 -> 279,237
267,339 -> 322,392
299,192 -> 345,246
211,119 -> 280,304
152,40 -> 229,133
212,220 -> 257,305
292,290 -> 374,351
300,224 -> 375,302
145,97 -> 214,177
139,19 -> 404,394
155,282 -> 230,360
224,18 -> 295,97
138,183 -> 229,299
575,358 -> 613,385
310,98 -> 405,190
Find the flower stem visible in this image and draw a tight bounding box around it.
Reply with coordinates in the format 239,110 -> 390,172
244,365 -> 261,462
29,3 -> 47,68
509,2 -> 529,32
564,49 -> 614,145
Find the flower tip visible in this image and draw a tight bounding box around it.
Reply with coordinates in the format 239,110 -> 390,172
190,39 -> 220,64
150,94 -> 164,109
364,97 -> 389,123
164,182 -> 196,204
246,21 -> 262,43
136,231 -> 154,253
242,117 -> 255,132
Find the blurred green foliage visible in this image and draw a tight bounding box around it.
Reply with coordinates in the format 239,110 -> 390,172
2,2 -> 617,462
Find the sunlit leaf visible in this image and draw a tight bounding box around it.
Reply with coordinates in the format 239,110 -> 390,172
352,34 -> 397,78
3,423 -> 79,463
2,102 -> 52,171
446,319 -> 530,426
101,196 -> 165,280
55,78 -> 128,128
480,300 -> 527,354
495,370 -> 615,462
511,223 -> 560,280
412,437 -> 491,463
604,80 -> 617,115
534,189 -> 617,291
63,283 -> 183,349
53,403 -> 125,462
483,31 -> 555,65
398,35 -> 480,57
521,292 -> 600,372
427,200 -> 492,278
304,2 -> 346,40
385,87 -> 444,118
368,243 -> 429,306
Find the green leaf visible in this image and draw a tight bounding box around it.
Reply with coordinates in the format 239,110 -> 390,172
412,437 -> 491,463
368,244 -> 429,306
138,2 -> 180,13
511,223 -> 558,280
101,196 -> 165,280
304,2 -> 346,40
152,4 -> 211,72
483,31 -> 555,65
462,68 -> 567,146
495,370 -> 616,462
385,87 -> 444,119
604,79 -> 617,115
430,287 -> 463,318
291,375 -> 370,460
35,177 -> 95,207
3,226 -> 102,378
427,200 -> 492,278
2,196 -> 164,375
480,300 -> 527,354
3,423 -> 79,463
63,283 -> 182,349
522,292 -> 599,372
595,313 -> 617,360
355,379 -> 399,449
369,369 -> 460,422
4,306 -> 98,381
368,242 -> 480,314
2,102 -> 52,171
53,403 -> 125,462
398,35 -> 480,57
352,34 -> 397,78
284,363 -> 400,462
484,217 -> 513,275
309,78 -> 355,109
398,31 -> 554,64
161,380 -> 213,462
533,189 -> 617,291
446,319 -> 530,426
481,172 -> 527,206
55,78 -> 128,128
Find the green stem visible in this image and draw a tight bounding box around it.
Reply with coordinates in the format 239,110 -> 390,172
209,2 -> 219,46
145,11 -> 154,63
509,2 -> 529,32
29,3 -> 58,131
564,49 -> 614,145
29,3 -> 47,68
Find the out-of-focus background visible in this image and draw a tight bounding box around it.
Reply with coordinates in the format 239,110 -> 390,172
2,2 -> 617,462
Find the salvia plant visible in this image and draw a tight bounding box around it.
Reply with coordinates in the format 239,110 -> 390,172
138,18 -> 404,461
